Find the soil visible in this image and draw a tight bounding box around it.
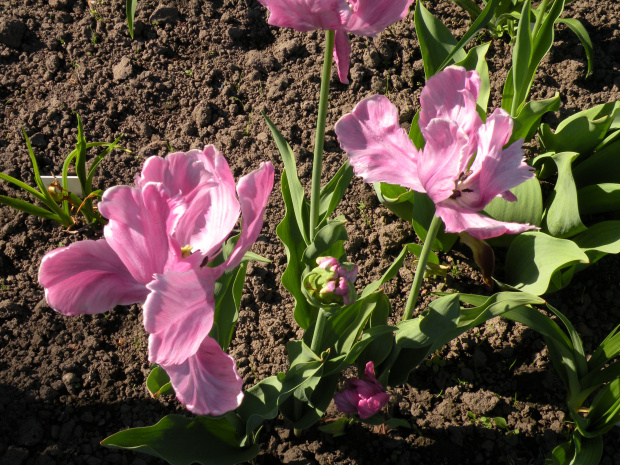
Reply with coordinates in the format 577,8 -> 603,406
0,1 -> 619,464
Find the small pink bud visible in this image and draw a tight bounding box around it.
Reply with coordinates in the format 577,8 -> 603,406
334,361 -> 389,419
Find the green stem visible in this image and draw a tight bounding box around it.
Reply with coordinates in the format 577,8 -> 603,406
402,215 -> 443,321
309,29 -> 335,239
310,307 -> 327,354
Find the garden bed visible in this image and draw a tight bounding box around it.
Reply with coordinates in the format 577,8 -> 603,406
0,0 -> 619,463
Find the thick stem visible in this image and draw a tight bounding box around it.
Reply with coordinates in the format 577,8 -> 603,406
402,215 -> 443,321
310,307 -> 327,354
309,29 -> 335,239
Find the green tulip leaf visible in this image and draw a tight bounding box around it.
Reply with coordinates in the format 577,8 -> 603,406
504,232 -> 589,295
101,415 -> 258,465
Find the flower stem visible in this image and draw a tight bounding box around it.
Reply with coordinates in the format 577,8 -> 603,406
310,307 -> 327,353
309,29 -> 335,239
402,215 -> 443,321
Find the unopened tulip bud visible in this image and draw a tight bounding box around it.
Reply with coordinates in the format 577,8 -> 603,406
303,256 -> 358,308
334,361 -> 390,419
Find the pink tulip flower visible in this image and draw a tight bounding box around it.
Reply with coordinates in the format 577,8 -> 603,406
257,0 -> 415,83
335,66 -> 538,240
334,361 -> 389,419
39,146 -> 274,415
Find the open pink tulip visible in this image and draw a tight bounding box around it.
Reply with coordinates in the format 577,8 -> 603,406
334,361 -> 389,419
257,0 -> 414,83
39,146 -> 274,415
335,65 -> 538,240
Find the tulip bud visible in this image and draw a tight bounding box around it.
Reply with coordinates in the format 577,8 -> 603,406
334,361 -> 390,419
303,256 -> 358,308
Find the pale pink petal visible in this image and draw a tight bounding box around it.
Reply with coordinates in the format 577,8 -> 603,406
335,95 -> 424,192
257,0 -> 351,32
144,268 -> 216,366
100,184 -> 181,285
175,146 -> 241,260
436,204 -> 537,240
419,66 -> 481,160
463,110 -> 534,209
135,152 -> 213,197
39,240 -> 147,316
344,0 -> 414,36
218,161 -> 275,272
333,30 -> 351,84
160,336 -> 244,416
417,118 -> 470,204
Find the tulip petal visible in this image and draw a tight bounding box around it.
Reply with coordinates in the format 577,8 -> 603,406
219,161 -> 275,272
160,336 -> 244,416
417,118 -> 469,204
100,184 -> 181,285
333,30 -> 351,84
436,204 -> 537,240
144,268 -> 216,366
176,146 -> 241,260
344,0 -> 414,36
257,0 -> 350,32
466,110 -> 534,208
39,239 -> 147,316
419,66 -> 481,160
335,95 -> 423,191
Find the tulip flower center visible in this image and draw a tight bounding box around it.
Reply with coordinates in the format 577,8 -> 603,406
180,245 -> 193,258
450,170 -> 474,200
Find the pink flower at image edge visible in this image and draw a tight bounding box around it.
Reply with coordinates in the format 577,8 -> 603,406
39,146 -> 275,415
256,0 -> 415,83
334,65 -> 538,240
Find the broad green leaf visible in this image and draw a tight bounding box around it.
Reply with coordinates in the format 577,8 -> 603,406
146,365 -> 173,398
577,184 -> 620,214
396,293 -> 462,349
546,303 -> 588,378
573,221 -> 620,264
510,92 -> 561,143
454,42 -> 491,111
318,161 -> 353,227
573,139 -> 620,187
588,326 -> 620,373
237,375 -> 284,436
264,114 -> 310,243
126,0 -> 137,39
539,101 -> 620,155
415,0 -> 466,79
584,378 -> 620,436
410,191 -> 457,252
212,261 -> 248,349
374,182 -> 415,224
449,0 -> 483,21
318,418 -> 352,437
484,177 -> 543,247
303,218 -> 347,263
101,415 -> 259,465
509,0 -> 532,115
277,171 -> 316,330
436,0 -> 501,73
580,359 -> 620,391
556,18 -> 593,78
549,433 -> 603,465
535,152 -> 586,238
504,232 -> 589,295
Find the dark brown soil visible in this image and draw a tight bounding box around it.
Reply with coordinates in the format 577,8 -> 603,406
0,1 -> 619,464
